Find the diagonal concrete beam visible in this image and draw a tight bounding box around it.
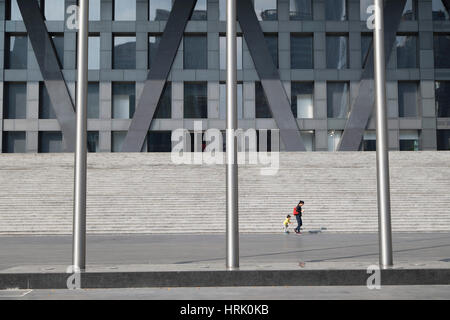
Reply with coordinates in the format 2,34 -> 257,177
121,0 -> 197,152
17,0 -> 77,152
237,0 -> 305,151
338,0 -> 406,151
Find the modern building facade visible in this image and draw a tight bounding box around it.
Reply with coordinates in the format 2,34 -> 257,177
0,0 -> 450,153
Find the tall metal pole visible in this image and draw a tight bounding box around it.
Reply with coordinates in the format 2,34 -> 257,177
374,0 -> 393,269
73,0 -> 89,271
226,0 -> 239,270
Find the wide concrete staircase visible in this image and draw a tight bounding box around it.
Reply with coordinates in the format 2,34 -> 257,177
0,152 -> 449,234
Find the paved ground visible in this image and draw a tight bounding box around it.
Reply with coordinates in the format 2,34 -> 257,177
1,233 -> 449,270
1,286 -> 450,300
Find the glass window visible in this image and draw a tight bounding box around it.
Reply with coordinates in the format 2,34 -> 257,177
148,131 -> 172,152
8,0 -> 22,21
192,0 -> 207,20
396,35 -> 418,68
399,131 -> 419,151
437,130 -> 450,150
254,0 -> 277,21
434,34 -> 450,68
89,0 -> 101,21
291,82 -> 314,119
291,35 -> 313,69
290,0 -> 312,20
184,83 -> 207,118
361,34 -> 373,67
328,130 -> 343,151
2,132 -> 26,153
326,35 -> 348,69
88,36 -> 100,70
88,83 -> 99,119
436,81 -> 450,117
149,35 -> 162,69
402,0 -> 417,21
184,35 -> 207,69
150,0 -> 172,21
360,0 -> 373,21
154,83 -> 171,119
265,34 -> 278,68
5,34 -> 28,69
114,0 -> 136,20
51,34 -> 64,68
220,83 -> 243,120
112,131 -> 126,152
3,83 -> 27,119
325,0 -> 347,21
327,82 -> 349,118
39,83 -> 56,119
255,82 -> 272,118
220,36 -> 242,70
87,131 -> 99,153
256,130 -> 274,152
432,0 -> 450,20
301,131 -> 315,151
398,82 -> 419,117
219,0 -> 226,21
113,36 -> 136,69
112,83 -> 136,119
44,0 -> 65,21
39,132 -> 63,153
362,131 -> 376,151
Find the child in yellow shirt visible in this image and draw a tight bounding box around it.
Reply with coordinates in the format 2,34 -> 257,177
283,215 -> 292,234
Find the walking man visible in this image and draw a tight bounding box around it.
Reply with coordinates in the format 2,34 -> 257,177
294,201 -> 304,234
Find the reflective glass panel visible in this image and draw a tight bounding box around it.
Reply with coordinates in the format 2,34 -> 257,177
290,0 -> 312,20
184,83 -> 208,118
44,0 -> 65,21
2,132 -> 26,153
39,132 -> 63,153
326,35 -> 348,69
254,0 -> 277,21
434,34 -> 450,68
432,0 -> 450,20
6,35 -> 28,69
112,83 -> 136,119
325,0 -> 346,21
4,83 -> 26,119
114,0 -> 136,20
113,36 -> 136,69
291,35 -> 313,69
327,82 -> 349,118
291,82 -> 314,119
436,81 -> 450,117
255,82 -> 272,118
184,35 -> 207,69
398,82 -> 419,117
396,35 -> 418,68
150,0 -> 172,21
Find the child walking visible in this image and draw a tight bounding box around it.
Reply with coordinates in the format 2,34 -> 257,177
283,215 -> 292,234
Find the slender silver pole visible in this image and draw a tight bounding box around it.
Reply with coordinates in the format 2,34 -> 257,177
226,0 -> 239,270
73,0 -> 89,271
374,0 -> 393,269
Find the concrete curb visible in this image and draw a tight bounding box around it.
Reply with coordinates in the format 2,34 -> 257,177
1,268 -> 449,289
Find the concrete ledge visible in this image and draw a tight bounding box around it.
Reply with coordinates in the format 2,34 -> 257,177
1,268 -> 449,289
